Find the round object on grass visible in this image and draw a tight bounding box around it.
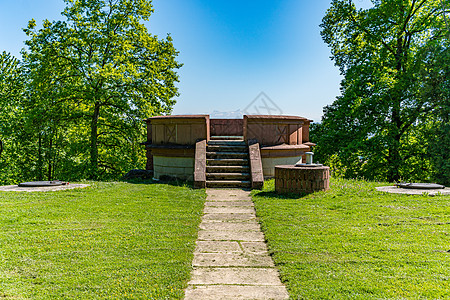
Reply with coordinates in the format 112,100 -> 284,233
397,183 -> 445,190
18,181 -> 66,187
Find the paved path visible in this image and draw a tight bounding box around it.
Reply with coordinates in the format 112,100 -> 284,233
184,189 -> 289,300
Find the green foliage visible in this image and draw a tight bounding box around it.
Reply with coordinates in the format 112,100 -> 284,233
317,0 -> 449,182
430,120 -> 450,185
422,39 -> 450,185
2,0 -> 182,181
252,178 -> 450,299
0,52 -> 26,184
0,181 -> 206,299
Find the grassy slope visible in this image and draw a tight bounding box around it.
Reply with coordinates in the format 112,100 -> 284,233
0,181 -> 205,299
252,178 -> 450,299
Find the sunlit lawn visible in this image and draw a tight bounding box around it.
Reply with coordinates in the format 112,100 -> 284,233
0,181 -> 205,299
253,178 -> 450,299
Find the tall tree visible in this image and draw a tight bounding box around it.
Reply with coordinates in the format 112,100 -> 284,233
0,52 -> 23,183
23,0 -> 181,179
0,52 -> 22,143
422,30 -> 450,185
318,0 -> 448,182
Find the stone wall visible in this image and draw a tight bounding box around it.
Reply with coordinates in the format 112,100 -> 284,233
260,144 -> 310,177
144,114 -> 316,185
244,115 -> 311,146
145,115 -> 209,172
210,119 -> 243,136
262,157 -> 300,178
275,165 -> 330,194
153,156 -> 195,181
148,115 -> 210,145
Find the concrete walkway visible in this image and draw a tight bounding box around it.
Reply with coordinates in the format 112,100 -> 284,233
184,189 -> 289,300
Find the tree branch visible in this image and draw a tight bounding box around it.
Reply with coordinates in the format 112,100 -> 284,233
348,0 -> 396,57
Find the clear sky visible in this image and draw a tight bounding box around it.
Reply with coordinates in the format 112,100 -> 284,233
0,0 -> 373,122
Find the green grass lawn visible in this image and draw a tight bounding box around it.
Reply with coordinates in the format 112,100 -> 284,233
0,181 -> 206,299
252,178 -> 450,299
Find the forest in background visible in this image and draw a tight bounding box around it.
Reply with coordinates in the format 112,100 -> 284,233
0,0 -> 181,184
311,0 -> 449,185
0,0 -> 449,185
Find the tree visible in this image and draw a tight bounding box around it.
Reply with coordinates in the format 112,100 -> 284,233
422,32 -> 450,185
0,52 -> 49,184
0,52 -> 18,163
23,0 -> 182,179
0,52 -> 23,183
317,0 -> 448,182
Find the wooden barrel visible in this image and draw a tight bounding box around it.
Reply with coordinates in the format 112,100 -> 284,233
275,165 -> 330,194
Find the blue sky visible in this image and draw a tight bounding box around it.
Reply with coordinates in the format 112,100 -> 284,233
0,0 -> 373,121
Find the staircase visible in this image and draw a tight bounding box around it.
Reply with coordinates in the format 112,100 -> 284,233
206,136 -> 251,188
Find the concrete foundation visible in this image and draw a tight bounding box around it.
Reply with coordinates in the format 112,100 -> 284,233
262,156 -> 301,178
153,156 -> 194,181
144,115 -> 315,188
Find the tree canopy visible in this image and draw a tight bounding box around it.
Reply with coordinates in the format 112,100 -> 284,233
314,0 -> 449,183
0,52 -> 25,183
0,0 -> 181,183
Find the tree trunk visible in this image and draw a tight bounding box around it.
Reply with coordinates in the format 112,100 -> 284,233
387,132 -> 401,182
90,102 -> 100,179
37,132 -> 43,181
47,136 -> 53,181
387,91 -> 402,183
387,34 -> 406,183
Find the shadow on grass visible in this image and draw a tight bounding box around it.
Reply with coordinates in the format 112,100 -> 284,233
253,190 -> 308,200
121,176 -> 196,189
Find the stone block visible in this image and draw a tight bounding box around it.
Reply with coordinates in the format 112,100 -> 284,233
153,156 -> 194,168
188,267 -> 283,285
249,142 -> 264,189
199,221 -> 260,231
184,285 -> 289,300
194,139 -> 206,188
192,253 -> 274,267
210,119 -> 243,136
204,201 -> 254,207
205,189 -> 252,201
240,242 -> 269,254
197,230 -> 265,242
201,213 -> 257,222
203,206 -> 255,214
195,241 -> 241,253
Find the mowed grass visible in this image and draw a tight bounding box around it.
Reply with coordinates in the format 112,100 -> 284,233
0,181 -> 206,299
252,178 -> 450,299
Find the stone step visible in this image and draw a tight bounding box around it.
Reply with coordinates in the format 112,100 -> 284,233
207,165 -> 250,173
206,173 -> 250,180
210,136 -> 244,141
206,180 -> 251,188
207,145 -> 247,152
207,152 -> 249,159
208,140 -> 247,146
207,158 -> 249,166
